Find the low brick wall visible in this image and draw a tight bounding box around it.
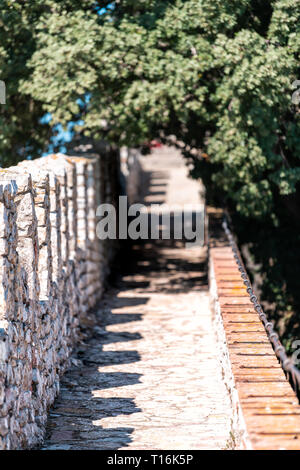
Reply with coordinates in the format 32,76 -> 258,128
0,149 -> 136,449
209,243 -> 300,450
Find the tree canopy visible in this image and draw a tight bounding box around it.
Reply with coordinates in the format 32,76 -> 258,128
1,0 -> 300,223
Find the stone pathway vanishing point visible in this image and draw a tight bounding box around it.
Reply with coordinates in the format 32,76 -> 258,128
42,147 -> 233,450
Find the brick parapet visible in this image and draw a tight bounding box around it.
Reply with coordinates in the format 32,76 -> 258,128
210,244 -> 300,450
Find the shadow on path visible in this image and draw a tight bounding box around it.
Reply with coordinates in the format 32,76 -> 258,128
42,147 -> 216,450
43,295 -> 146,449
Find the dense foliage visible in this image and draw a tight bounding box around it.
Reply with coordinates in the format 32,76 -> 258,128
0,1 -> 49,165
1,1 -> 300,222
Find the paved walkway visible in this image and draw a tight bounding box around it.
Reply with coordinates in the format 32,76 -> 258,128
42,147 -> 233,450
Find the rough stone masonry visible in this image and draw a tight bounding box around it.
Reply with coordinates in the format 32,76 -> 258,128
0,146 -> 141,450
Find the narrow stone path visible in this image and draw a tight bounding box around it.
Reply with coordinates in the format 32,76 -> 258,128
42,147 -> 232,450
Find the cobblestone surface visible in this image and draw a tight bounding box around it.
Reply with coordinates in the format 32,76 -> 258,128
42,147 -> 233,450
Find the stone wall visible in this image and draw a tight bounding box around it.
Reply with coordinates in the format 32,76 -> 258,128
120,147 -> 143,205
0,148 -> 132,449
